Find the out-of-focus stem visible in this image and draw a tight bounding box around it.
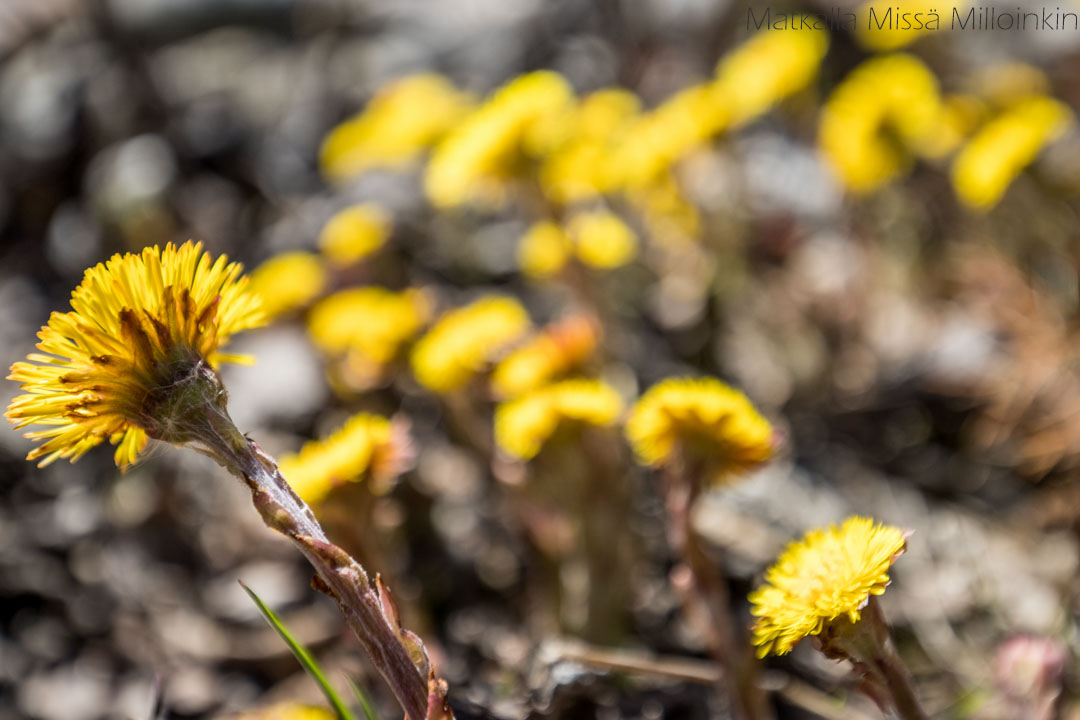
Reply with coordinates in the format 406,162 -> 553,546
192,404 -> 452,720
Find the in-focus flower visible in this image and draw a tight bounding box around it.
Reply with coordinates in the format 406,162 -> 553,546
713,27 -> 828,129
566,210 -> 637,270
495,379 -> 623,460
626,376 -> 774,482
749,516 -> 908,657
320,73 -> 473,182
411,296 -> 531,393
278,413 -> 413,504
518,220 -> 572,279
951,96 -> 1072,210
6,241 -> 263,467
247,251 -> 327,321
424,71 -> 573,209
318,204 -> 391,268
491,314 -> 599,399
820,54 -> 959,193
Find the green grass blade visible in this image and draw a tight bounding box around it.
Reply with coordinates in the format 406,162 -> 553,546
346,676 -> 381,720
241,582 -> 357,720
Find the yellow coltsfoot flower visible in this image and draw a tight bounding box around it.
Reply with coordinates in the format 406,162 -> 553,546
495,378 -> 623,460
749,516 -> 908,658
246,251 -> 328,321
625,376 -> 774,482
951,95 -> 1072,210
318,204 -> 391,268
491,314 -> 599,399
410,296 -> 531,394
6,241 -> 263,467
278,413 -> 412,505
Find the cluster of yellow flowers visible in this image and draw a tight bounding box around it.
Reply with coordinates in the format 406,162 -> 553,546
5,241 -> 917,669
277,412 -> 411,504
821,54 -> 1072,207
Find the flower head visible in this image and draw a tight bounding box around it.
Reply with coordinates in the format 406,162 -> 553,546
424,71 -> 573,208
820,54 -> 959,193
749,517 -> 908,657
278,413 -> 413,504
625,377 -> 774,482
320,73 -> 473,182
495,379 -> 623,460
951,95 -> 1071,209
517,221 -> 572,279
410,296 -> 531,393
318,204 -> 391,268
566,210 -> 637,270
7,241 -> 263,467
247,251 -> 327,321
491,314 -> 599,399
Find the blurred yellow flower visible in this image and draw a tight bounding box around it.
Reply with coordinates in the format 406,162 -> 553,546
491,314 -> 599,399
626,377 -> 773,481
411,296 -> 531,393
6,242 -> 263,467
517,220 -> 572,279
972,62 -> 1050,110
610,83 -> 721,190
539,89 -> 641,203
854,1 -> 953,51
424,71 -> 573,208
247,251 -> 327,320
308,287 -> 430,364
749,517 -> 908,657
320,73 -> 473,182
230,703 -> 336,720
820,54 -> 957,193
278,413 -> 412,504
495,379 -> 623,459
567,210 -> 637,270
951,96 -> 1072,210
714,27 -> 828,128
630,173 -> 701,245
318,204 -> 391,268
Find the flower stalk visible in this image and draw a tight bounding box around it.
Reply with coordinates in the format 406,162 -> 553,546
186,367 -> 451,720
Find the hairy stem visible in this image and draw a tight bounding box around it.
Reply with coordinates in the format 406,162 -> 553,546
192,402 -> 452,720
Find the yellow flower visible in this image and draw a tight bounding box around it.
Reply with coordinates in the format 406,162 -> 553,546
278,413 -> 411,504
318,204 -> 391,268
610,83 -> 722,190
495,379 -> 623,460
247,252 -> 327,320
308,287 -> 430,365
567,210 -> 637,269
320,73 -> 473,182
424,71 -> 573,208
6,241 -> 263,467
854,1 -> 955,51
629,174 -> 701,245
539,89 -> 641,203
517,221 -> 572,279
491,314 -> 599,399
749,517 -> 908,657
714,27 -> 828,128
230,703 -> 336,720
820,54 -> 957,193
951,96 -> 1072,210
625,377 -> 773,481
411,296 -> 531,393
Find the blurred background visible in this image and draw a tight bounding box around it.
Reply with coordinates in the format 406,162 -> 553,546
3,0 -> 1080,718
